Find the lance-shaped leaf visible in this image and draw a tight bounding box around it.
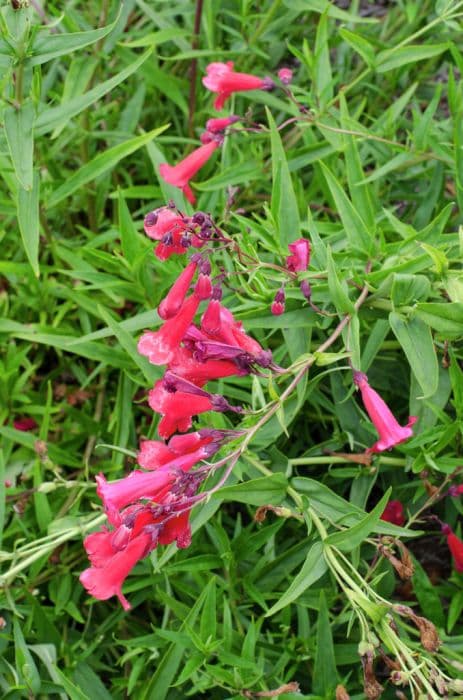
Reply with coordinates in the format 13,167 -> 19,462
4,101 -> 35,190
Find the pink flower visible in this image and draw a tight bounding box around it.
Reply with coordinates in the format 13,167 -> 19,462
158,260 -> 198,320
442,524 -> 463,573
96,470 -> 175,525
448,484 -> 463,497
380,500 -> 405,526
138,294 -> 200,366
203,61 -> 273,110
148,375 -> 238,439
278,67 -> 293,85
168,346 -> 244,386
144,208 -> 187,241
80,528 -> 153,610
271,288 -> 285,316
354,372 -> 417,453
159,141 -> 220,204
13,417 -> 38,431
158,510 -> 192,548
286,238 -> 310,273
205,116 -> 240,133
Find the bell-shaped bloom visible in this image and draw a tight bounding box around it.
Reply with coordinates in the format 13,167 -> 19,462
278,67 -> 293,85
144,208 -> 187,241
158,260 -> 198,320
158,510 -> 192,548
380,500 -> 405,526
448,484 -> 463,497
13,417 -> 38,431
442,524 -> 463,573
148,376 -> 238,439
137,431 -> 215,471
271,288 -> 285,316
286,238 -> 310,273
205,115 -> 240,133
354,372 -> 417,453
138,294 -> 200,366
80,529 -> 152,610
159,140 -> 220,204
203,61 -> 273,110
144,208 -> 202,260
96,470 -> 175,526
168,346 -> 244,386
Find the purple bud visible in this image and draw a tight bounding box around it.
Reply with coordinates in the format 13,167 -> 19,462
300,279 -> 312,300
144,211 -> 158,227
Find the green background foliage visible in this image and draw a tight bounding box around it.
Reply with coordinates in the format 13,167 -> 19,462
1,0 -> 463,697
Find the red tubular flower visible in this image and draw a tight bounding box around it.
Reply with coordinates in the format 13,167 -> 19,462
286,238 -> 310,272
158,510 -> 192,548
159,140 -> 220,204
148,376 -> 238,439
138,294 -> 200,366
271,288 -> 285,316
13,417 -> 38,431
206,115 -> 240,133
168,346 -> 245,386
80,529 -> 153,610
448,484 -> 463,497
353,372 -> 417,453
380,500 -> 405,526
278,67 -> 293,85
203,61 -> 273,110
158,260 -> 198,320
442,524 -> 463,573
96,470 -> 175,526
137,431 -> 215,470
144,208 -> 187,241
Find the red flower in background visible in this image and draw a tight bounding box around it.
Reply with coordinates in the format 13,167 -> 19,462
380,500 -> 405,526
13,417 -> 38,431
286,238 -> 310,273
354,372 -> 417,453
442,524 -> 463,573
159,140 -> 220,204
203,61 -> 273,110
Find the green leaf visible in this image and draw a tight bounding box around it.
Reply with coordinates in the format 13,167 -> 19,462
4,101 -> 35,189
319,161 -> 373,253
17,171 -> 40,277
324,488 -> 391,551
339,27 -> 375,66
314,11 -> 333,107
415,302 -> 463,336
142,579 -> 213,700
292,477 -> 419,538
48,126 -> 168,208
14,618 -> 41,695
340,95 -> 377,231
265,541 -> 327,616
389,312 -> 439,398
117,190 -> 142,265
211,474 -> 288,506
35,49 -> 153,135
326,247 -> 355,314
267,108 -> 300,246
411,556 -> 445,628
97,305 -> 160,384
390,274 -> 431,307
313,590 -> 338,695
28,14 -> 121,66
376,43 -> 449,73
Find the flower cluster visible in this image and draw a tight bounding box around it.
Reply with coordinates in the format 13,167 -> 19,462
80,60 -> 436,613
80,202 -> 278,609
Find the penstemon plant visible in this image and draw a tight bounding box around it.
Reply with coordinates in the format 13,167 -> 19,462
76,63 -> 463,699
2,2 -> 463,698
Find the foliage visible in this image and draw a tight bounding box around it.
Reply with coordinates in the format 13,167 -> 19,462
1,0 -> 463,698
